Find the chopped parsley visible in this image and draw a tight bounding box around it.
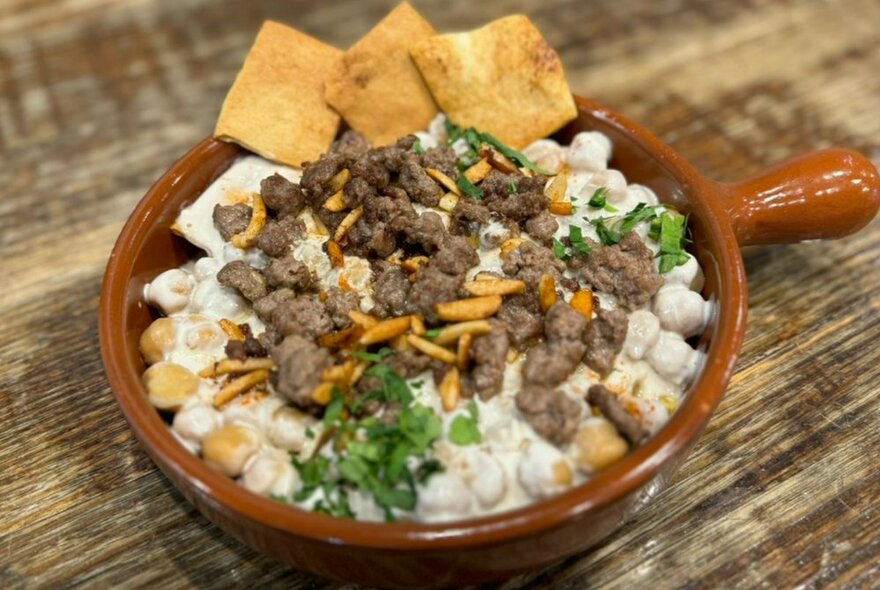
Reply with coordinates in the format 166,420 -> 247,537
552,237 -> 570,261
449,401 -> 482,446
507,181 -> 518,193
423,327 -> 442,341
351,347 -> 395,363
456,173 -> 484,199
587,187 -> 618,212
411,138 -> 426,155
444,119 -> 555,176
568,225 -> 592,256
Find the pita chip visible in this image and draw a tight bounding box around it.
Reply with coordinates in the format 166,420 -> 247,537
215,21 -> 341,166
410,15 -> 577,149
324,2 -> 438,146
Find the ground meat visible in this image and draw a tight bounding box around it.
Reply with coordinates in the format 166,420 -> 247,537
212,204 -> 251,240
351,150 -> 392,189
263,254 -> 313,291
524,211 -> 559,245
587,385 -> 650,445
343,176 -> 377,207
583,306 -> 628,376
406,266 -> 463,324
324,287 -> 359,329
398,157 -> 442,207
394,211 -> 447,254
451,198 -> 491,236
253,288 -> 296,323
577,232 -> 663,310
431,235 -> 479,276
501,241 -> 566,289
482,171 -> 548,222
420,146 -> 459,179
224,323 -> 267,360
216,260 -> 267,302
370,262 -> 411,318
271,335 -> 333,409
522,302 -> 588,386
256,216 -> 305,258
468,319 -> 509,400
300,153 -> 346,205
498,300 -> 544,348
269,296 -> 333,339
260,174 -> 306,218
330,129 -> 371,160
516,384 -> 582,445
349,218 -> 397,258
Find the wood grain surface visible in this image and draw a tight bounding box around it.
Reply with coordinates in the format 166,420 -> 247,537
1,0 -> 879,588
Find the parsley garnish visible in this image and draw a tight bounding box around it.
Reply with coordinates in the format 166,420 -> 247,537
507,181 -> 518,193
651,212 -> 691,273
424,327 -> 442,341
351,347 -> 395,363
456,173 -> 484,199
444,119 -> 555,176
323,387 -> 344,428
412,138 -> 426,155
449,401 -> 482,446
592,217 -> 623,246
365,364 -> 413,405
552,238 -> 570,261
568,225 -> 592,256
587,187 -> 618,212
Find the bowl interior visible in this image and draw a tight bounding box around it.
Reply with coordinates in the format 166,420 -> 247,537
101,99 -> 745,552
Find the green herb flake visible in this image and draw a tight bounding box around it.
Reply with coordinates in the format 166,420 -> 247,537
449,401 -> 482,446
365,364 -> 414,405
351,347 -> 395,363
305,428 -> 315,440
456,173 -> 484,199
588,187 -> 609,208
424,327 -> 442,341
480,132 -> 555,176
552,238 -> 570,261
568,225 -> 592,256
653,212 -> 691,273
412,138 -> 426,155
323,387 -> 345,428
507,181 -> 518,193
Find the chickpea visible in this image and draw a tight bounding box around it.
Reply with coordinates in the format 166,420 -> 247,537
201,425 -> 261,477
573,417 -> 629,472
142,362 -> 199,411
139,317 -> 176,365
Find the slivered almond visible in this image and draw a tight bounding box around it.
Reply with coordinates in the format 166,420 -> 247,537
500,238 -> 525,258
436,295 -> 502,322
310,210 -> 329,236
359,316 -> 412,345
348,310 -> 379,329
432,320 -> 493,345
464,159 -> 492,184
544,171 -> 568,202
391,334 -> 410,351
323,190 -> 347,212
401,256 -> 429,273
317,325 -> 364,349
200,358 -> 275,378
311,382 -> 335,406
328,168 -> 351,192
327,240 -> 344,268
349,360 -> 368,387
425,167 -> 462,196
410,315 -> 427,336
457,333 -> 473,371
506,349 -> 521,363
438,367 -> 461,412
482,148 -> 518,174
321,359 -> 355,385
539,274 -> 557,312
219,319 -> 244,341
170,222 -> 185,237
230,193 -> 267,249
407,334 -> 457,364
438,192 -> 459,212
463,278 -> 526,296
571,289 -> 594,319
333,206 -> 363,243
213,369 -> 270,408
548,201 -> 573,216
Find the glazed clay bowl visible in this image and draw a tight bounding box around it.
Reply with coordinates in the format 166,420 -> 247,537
99,95 -> 880,588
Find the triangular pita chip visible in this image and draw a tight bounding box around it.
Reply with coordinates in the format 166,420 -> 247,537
410,15 -> 577,149
215,21 -> 341,166
324,2 -> 438,146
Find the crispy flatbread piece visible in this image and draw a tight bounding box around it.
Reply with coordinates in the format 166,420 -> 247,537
215,21 -> 341,166
410,15 -> 577,149
324,2 -> 438,146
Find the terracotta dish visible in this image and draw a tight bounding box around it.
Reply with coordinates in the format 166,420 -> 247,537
99,96 -> 880,588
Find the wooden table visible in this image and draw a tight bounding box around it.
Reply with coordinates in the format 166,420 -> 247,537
2,0 -> 878,587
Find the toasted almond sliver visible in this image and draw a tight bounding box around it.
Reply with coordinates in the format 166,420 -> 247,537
200,358 -> 275,378
438,192 -> 460,212
410,315 -> 426,336
231,193 -> 267,249
539,274 -> 557,313
432,319 -> 493,346
506,348 -> 521,363
463,278 -> 526,296
323,190 -> 347,212
436,295 -> 503,322
391,334 -> 410,351
571,289 -> 594,320
213,369 -> 270,408
219,319 -> 245,341
482,148 -> 519,174
311,382 -> 335,406
401,256 -> 429,273
544,171 -> 568,202
170,222 -> 185,237
327,240 -> 345,268
548,201 -> 573,216
317,324 -> 364,349
328,168 -> 351,192
322,359 -> 355,385
349,360 -> 368,387
309,210 -> 329,236
425,167 -> 462,196
464,159 -> 492,184
348,310 -> 379,329
500,238 -> 525,259
333,206 -> 363,243
359,316 -> 413,346
438,367 -> 461,412
457,333 -> 473,371
406,334 -> 457,364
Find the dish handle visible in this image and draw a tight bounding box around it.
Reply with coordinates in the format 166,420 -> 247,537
717,148 -> 880,246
